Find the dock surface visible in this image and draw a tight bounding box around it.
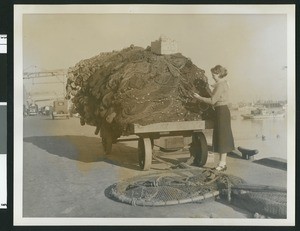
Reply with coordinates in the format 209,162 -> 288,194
22,115 -> 287,221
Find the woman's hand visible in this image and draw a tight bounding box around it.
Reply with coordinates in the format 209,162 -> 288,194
193,92 -> 211,104
193,93 -> 202,101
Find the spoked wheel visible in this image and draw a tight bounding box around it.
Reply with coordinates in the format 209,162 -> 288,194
189,132 -> 208,167
138,138 -> 153,171
102,135 -> 113,155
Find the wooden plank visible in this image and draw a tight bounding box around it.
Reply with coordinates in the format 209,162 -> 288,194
117,135 -> 139,142
164,137 -> 184,149
132,120 -> 212,134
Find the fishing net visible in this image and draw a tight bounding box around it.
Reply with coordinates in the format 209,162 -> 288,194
107,168 -> 245,206
66,46 -> 213,141
228,185 -> 287,218
106,167 -> 287,218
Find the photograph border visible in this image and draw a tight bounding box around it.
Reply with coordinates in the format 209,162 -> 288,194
13,3 -> 296,227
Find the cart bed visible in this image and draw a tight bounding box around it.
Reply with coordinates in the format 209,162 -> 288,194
128,120 -> 213,134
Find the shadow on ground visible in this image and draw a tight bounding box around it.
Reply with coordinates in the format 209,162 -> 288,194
24,135 -> 141,170
253,157 -> 287,171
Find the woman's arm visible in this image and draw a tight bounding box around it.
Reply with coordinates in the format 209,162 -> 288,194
193,83 -> 223,105
193,93 -> 213,105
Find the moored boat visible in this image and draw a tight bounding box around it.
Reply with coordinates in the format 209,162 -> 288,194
241,107 -> 285,119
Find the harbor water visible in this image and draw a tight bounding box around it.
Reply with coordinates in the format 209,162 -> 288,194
230,110 -> 288,160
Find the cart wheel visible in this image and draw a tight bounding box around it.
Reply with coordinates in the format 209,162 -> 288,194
138,138 -> 152,171
190,132 -> 208,167
102,136 -> 112,155
150,138 -> 154,149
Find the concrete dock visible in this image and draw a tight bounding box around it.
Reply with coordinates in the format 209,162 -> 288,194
22,115 -> 287,220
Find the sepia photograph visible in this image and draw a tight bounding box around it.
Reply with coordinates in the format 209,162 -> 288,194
14,4 -> 295,226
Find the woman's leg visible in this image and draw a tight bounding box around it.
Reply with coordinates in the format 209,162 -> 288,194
219,153 -> 227,167
215,153 -> 227,171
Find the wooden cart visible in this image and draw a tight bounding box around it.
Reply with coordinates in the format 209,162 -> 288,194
103,120 -> 213,170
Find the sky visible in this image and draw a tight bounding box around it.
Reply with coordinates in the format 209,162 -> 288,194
22,13 -> 288,104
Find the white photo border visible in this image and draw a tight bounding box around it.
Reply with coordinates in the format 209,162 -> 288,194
14,4 -> 295,226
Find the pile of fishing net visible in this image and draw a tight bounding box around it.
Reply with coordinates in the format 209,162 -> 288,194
106,168 -> 287,218
66,45 -> 213,140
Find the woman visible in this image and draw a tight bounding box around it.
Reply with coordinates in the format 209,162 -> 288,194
193,65 -> 235,171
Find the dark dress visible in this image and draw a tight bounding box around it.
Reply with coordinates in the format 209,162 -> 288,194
212,105 -> 235,153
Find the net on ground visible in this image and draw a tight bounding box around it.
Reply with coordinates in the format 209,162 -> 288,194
106,168 -> 287,218
107,168 -> 245,206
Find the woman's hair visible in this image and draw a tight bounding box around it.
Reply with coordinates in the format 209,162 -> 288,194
211,65 -> 227,78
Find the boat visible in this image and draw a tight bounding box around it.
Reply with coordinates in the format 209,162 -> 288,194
241,107 -> 285,119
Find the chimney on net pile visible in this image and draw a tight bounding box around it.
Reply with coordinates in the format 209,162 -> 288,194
151,35 -> 178,55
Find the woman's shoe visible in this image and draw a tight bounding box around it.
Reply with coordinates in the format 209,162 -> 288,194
214,165 -> 227,172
